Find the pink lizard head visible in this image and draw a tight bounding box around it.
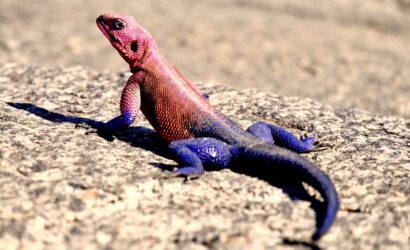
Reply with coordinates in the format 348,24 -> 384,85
96,13 -> 153,70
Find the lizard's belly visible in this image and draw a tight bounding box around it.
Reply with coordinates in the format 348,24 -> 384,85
155,119 -> 193,143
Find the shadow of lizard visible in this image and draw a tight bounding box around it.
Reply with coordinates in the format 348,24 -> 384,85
8,102 -> 328,246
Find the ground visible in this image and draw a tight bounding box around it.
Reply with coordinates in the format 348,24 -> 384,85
0,64 -> 409,249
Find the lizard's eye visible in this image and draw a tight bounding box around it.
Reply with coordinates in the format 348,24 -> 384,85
113,20 -> 126,30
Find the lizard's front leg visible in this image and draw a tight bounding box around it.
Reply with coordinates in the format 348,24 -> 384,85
166,138 -> 234,179
246,121 -> 315,153
103,74 -> 142,133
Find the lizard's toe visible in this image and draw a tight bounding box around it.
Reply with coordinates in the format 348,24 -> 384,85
311,136 -> 334,152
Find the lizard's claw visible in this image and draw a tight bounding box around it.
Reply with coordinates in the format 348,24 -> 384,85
300,133 -> 334,152
300,132 -> 318,141
311,135 -> 334,152
161,170 -> 180,179
75,122 -> 117,141
75,122 -> 99,135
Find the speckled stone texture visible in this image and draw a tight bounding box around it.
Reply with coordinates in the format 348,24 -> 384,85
0,63 -> 409,250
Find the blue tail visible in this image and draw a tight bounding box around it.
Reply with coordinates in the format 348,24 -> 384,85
242,143 -> 339,241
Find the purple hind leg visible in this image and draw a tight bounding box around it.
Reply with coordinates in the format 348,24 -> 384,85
166,138 -> 233,179
246,121 -> 315,153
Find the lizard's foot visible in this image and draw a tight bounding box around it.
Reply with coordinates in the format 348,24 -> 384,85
162,167 -> 204,180
75,122 -> 99,135
100,115 -> 133,134
75,122 -> 118,141
75,119 -> 123,135
300,135 -> 316,150
312,140 -> 333,152
301,133 -> 333,152
75,122 -> 93,130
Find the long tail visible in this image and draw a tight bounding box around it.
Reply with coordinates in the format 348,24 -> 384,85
242,143 -> 339,241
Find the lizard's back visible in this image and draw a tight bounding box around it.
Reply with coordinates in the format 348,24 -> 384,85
139,56 -> 253,144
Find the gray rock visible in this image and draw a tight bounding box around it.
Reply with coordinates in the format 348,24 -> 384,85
0,63 -> 409,249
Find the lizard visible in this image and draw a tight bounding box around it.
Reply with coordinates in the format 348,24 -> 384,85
95,13 -> 339,241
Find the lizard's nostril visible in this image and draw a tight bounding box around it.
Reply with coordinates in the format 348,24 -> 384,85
96,16 -> 105,24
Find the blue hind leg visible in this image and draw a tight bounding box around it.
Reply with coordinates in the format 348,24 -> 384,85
167,138 -> 233,179
246,121 -> 315,153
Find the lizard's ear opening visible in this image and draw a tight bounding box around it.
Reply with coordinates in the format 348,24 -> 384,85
130,41 -> 138,52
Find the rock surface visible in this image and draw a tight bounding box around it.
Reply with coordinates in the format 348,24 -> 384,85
0,63 -> 409,249
0,0 -> 409,118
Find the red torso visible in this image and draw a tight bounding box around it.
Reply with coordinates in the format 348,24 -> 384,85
139,55 -> 215,143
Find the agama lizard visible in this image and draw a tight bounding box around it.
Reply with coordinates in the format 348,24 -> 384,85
96,13 -> 339,241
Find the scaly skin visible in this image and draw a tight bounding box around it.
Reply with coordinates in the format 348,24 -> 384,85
96,13 -> 339,241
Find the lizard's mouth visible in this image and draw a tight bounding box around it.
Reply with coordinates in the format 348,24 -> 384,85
96,17 -> 120,43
